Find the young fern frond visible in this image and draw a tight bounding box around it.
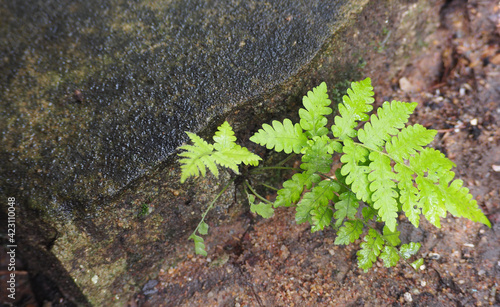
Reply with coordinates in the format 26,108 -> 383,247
177,77 -> 490,271
178,121 -> 261,183
178,133 -> 217,183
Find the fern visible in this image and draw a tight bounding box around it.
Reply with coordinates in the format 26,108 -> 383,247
177,77 -> 490,270
178,121 -> 261,183
250,119 -> 308,154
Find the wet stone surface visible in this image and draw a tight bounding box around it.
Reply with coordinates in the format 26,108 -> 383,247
0,0 -> 349,215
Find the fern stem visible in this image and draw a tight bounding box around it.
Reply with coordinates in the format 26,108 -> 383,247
191,178 -> 235,237
276,153 -> 297,166
245,180 -> 273,204
256,182 -> 279,191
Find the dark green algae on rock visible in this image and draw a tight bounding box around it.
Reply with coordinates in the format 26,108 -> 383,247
0,0 -> 377,305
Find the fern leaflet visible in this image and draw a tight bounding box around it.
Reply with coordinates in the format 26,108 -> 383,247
386,124 -> 436,163
358,101 -> 416,151
250,118 -> 308,154
340,139 -> 371,202
189,234 -> 208,257
178,121 -> 261,183
332,78 -> 374,140
334,220 -> 363,245
367,151 -> 399,232
295,180 -> 340,231
299,82 -> 332,137
333,191 -> 359,227
248,194 -> 275,218
357,229 -> 384,271
178,132 -> 217,183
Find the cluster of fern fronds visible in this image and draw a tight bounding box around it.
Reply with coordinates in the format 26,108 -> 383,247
178,78 -> 490,270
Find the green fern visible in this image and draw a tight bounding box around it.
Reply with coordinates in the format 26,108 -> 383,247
178,121 -> 261,183
177,78 -> 490,270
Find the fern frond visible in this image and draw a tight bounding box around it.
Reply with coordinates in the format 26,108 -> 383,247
299,82 -> 332,137
274,170 -> 321,207
179,121 -> 261,183
178,132 -> 217,183
212,121 -> 261,173
189,234 -> 208,256
248,194 -> 274,218
295,180 -> 340,231
410,148 -> 454,228
367,151 -> 399,232
334,220 -> 363,245
382,225 -> 401,246
380,245 -> 400,267
332,78 -> 374,140
250,118 -> 308,154
357,229 -> 384,271
340,139 -> 371,202
386,124 -> 436,163
358,101 -> 416,151
410,148 -> 491,227
399,242 -> 421,259
444,179 -> 491,226
334,191 -> 359,227
212,145 -> 261,174
213,121 -> 238,150
301,135 -> 333,173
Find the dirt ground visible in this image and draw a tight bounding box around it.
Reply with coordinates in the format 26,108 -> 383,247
136,0 -> 500,306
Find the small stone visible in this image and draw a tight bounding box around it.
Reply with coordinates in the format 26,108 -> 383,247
279,245 -> 290,261
429,252 -> 440,260
404,292 -> 413,302
92,275 -> 98,284
458,280 -> 465,284
492,165 -> 500,172
399,77 -> 413,92
470,118 -> 478,126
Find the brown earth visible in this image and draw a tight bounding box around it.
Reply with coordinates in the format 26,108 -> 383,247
135,0 -> 500,306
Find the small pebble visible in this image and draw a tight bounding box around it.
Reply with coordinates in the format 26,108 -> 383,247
404,292 -> 413,302
429,252 -> 440,260
470,118 -> 478,126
